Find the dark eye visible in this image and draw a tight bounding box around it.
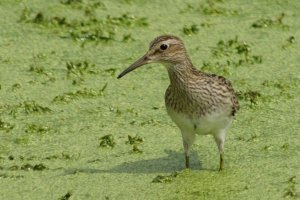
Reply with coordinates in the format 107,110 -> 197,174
160,44 -> 168,50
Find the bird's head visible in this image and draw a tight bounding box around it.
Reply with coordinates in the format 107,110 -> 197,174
117,35 -> 189,79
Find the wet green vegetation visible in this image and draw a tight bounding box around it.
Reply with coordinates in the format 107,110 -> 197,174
59,191 -> 72,200
180,0 -> 239,16
0,0 -> 299,199
19,1 -> 148,46
0,119 -> 14,132
52,84 -> 107,103
152,171 -> 181,183
183,24 -> 199,36
284,176 -> 298,198
0,100 -> 52,118
99,134 -> 115,148
201,36 -> 263,76
126,135 -> 144,153
251,13 -> 288,29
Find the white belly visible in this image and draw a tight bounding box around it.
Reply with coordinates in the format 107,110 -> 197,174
167,108 -> 233,135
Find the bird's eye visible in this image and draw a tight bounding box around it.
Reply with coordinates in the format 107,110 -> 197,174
160,44 -> 168,51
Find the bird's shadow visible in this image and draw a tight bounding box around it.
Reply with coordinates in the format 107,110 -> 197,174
62,150 -> 210,176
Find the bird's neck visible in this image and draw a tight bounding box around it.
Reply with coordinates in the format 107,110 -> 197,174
165,58 -> 196,87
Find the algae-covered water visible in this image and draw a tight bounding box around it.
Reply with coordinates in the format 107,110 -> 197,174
0,0 -> 300,199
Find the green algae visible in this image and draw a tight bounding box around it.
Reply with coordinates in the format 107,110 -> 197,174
18,2 -> 147,45
284,176 -> 298,198
126,135 -> 144,153
251,13 -> 288,29
152,171 -> 180,183
20,163 -> 48,171
0,119 -> 14,132
99,134 -> 115,148
24,123 -> 57,135
66,60 -> 98,77
58,192 -> 72,200
0,0 -> 300,199
0,101 -> 52,118
52,84 -> 107,103
182,24 -> 199,36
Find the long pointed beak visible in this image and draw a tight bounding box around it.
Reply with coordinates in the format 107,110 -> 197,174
117,54 -> 149,79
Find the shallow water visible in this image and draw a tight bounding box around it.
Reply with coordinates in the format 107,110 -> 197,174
0,0 -> 299,199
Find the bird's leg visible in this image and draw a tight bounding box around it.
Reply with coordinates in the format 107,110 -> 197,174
214,131 -> 226,171
183,140 -> 190,168
219,152 -> 224,171
181,132 -> 195,169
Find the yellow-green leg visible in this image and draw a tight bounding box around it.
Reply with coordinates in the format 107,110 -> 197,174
214,131 -> 226,171
219,153 -> 224,171
182,131 -> 195,169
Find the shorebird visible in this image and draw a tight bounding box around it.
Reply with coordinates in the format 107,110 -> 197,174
117,35 -> 239,171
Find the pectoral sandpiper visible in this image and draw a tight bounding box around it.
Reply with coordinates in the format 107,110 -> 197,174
117,35 -> 239,171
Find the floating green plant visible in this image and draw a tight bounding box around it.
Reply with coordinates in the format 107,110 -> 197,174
282,36 -> 295,49
202,36 -> 263,74
252,13 -> 288,28
20,163 -> 48,171
181,1 -> 238,15
182,24 -> 199,36
104,68 -> 118,76
11,83 -> 22,91
201,1 -> 227,15
66,60 -> 98,77
284,176 -> 298,198
122,34 -> 135,42
24,123 -> 55,135
261,79 -> 294,100
52,84 -> 107,103
14,136 -> 29,145
106,14 -> 148,27
44,153 -> 79,160
132,145 -> 143,153
8,155 -> 14,160
8,165 -> 19,170
22,101 -> 52,114
0,101 -> 51,117
126,135 -> 144,153
99,134 -> 115,148
60,0 -> 82,5
152,172 -> 180,183
237,90 -> 262,107
69,27 -> 116,43
0,119 -> 14,132
19,9 -> 71,27
29,65 -> 45,74
202,61 -> 230,76
27,54 -> 56,83
126,135 -> 144,145
212,36 -> 261,60
68,13 -> 147,43
18,7 -> 32,22
59,192 -> 72,200
19,6 -> 147,45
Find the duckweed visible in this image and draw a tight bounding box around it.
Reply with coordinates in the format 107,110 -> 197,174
52,84 -> 107,103
252,13 -> 288,28
0,119 -> 14,132
183,24 -> 199,36
152,172 -> 180,183
99,134 -> 115,148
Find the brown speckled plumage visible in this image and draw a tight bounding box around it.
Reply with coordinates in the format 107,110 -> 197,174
165,64 -> 239,117
118,35 -> 239,170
